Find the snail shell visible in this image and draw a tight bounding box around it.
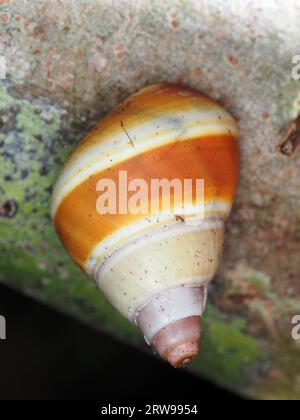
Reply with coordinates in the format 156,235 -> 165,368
51,83 -> 239,367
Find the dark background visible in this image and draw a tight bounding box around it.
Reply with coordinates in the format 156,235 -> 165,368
0,283 -> 241,400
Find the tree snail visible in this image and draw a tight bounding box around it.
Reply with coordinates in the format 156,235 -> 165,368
51,83 -> 239,367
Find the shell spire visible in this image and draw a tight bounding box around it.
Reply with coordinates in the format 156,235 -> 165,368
51,83 -> 239,367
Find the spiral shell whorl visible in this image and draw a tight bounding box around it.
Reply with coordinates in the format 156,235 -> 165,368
51,83 -> 239,365
52,83 -> 238,270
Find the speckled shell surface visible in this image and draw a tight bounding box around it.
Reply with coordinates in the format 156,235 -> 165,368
52,83 -> 239,320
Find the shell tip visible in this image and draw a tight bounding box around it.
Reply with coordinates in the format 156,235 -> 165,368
151,315 -> 201,368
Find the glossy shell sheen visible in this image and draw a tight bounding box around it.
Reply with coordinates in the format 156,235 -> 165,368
52,83 -> 239,321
